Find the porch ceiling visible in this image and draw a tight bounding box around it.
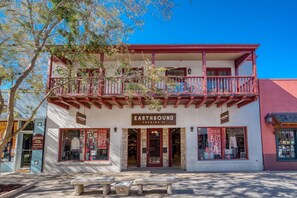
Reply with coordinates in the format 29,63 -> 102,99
101,52 -> 247,61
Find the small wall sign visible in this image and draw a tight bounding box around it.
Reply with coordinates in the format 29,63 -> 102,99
132,113 -> 176,125
220,111 -> 229,124
76,112 -> 86,125
32,134 -> 44,150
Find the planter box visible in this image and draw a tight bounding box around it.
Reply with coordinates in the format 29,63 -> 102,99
112,181 -> 133,196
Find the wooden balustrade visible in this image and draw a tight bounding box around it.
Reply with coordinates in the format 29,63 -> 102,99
49,76 -> 255,96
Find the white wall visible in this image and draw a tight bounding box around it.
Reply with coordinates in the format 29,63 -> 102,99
51,60 -> 236,78
44,100 -> 263,173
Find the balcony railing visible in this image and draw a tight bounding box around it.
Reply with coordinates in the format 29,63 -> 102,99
49,76 -> 256,97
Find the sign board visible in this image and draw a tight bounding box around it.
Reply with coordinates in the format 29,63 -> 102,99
132,113 -> 176,125
32,134 -> 44,150
76,112 -> 86,125
220,111 -> 229,124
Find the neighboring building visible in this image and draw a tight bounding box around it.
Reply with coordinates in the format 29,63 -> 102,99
0,91 -> 46,173
44,44 -> 263,172
259,79 -> 297,170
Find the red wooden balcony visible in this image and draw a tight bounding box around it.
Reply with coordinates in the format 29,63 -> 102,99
48,76 -> 257,109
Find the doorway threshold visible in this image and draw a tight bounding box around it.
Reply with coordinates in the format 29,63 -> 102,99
124,167 -> 185,174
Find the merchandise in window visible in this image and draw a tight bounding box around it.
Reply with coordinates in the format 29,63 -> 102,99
197,127 -> 247,160
0,121 -> 18,162
60,128 -> 110,161
277,130 -> 296,160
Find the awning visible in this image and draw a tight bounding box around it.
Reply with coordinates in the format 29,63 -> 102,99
267,113 -> 297,128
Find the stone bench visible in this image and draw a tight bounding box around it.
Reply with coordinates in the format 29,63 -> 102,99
133,177 -> 175,195
71,176 -> 115,196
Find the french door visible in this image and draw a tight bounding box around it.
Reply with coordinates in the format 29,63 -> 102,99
147,128 -> 163,167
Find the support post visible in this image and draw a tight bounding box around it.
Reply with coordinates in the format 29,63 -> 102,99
152,51 -> 155,67
46,56 -> 53,92
252,51 -> 258,95
99,53 -> 104,95
202,52 -> 207,95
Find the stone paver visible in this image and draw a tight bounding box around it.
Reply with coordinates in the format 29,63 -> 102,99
0,170 -> 297,197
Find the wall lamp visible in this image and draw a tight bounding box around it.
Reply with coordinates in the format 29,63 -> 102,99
114,127 -> 117,133
187,68 -> 192,75
265,113 -> 273,124
190,126 -> 194,132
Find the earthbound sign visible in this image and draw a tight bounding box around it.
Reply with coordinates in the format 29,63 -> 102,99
132,113 -> 176,125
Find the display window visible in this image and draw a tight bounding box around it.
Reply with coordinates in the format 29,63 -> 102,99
197,127 -> 247,160
0,121 -> 18,162
60,128 -> 110,162
276,129 -> 297,160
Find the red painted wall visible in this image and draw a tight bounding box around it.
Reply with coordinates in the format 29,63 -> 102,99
259,79 -> 297,170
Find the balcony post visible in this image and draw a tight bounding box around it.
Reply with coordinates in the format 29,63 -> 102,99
152,51 -> 155,67
252,51 -> 258,94
99,53 -> 105,96
202,52 -> 207,95
46,55 -> 53,92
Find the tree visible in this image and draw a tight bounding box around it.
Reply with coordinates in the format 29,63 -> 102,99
0,0 -> 173,162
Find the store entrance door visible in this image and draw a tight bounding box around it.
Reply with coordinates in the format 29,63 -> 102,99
127,129 -> 140,168
20,134 -> 33,168
169,128 -> 181,167
147,128 -> 163,167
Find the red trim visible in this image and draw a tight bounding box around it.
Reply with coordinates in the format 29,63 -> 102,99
168,128 -> 174,167
147,128 -> 163,167
137,129 -> 141,167
202,52 -> 207,94
234,53 -> 251,73
127,44 -> 260,53
46,56 -> 53,91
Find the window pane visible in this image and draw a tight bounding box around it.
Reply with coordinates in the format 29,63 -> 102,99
86,129 -> 109,161
198,128 -> 222,160
225,128 -> 246,159
277,130 -> 296,159
61,130 -> 84,161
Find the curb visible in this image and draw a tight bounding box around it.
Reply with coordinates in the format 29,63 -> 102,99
0,183 -> 35,198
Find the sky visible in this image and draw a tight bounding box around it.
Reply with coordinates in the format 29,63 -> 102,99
127,0 -> 297,79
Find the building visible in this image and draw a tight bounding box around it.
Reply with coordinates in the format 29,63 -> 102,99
44,44 -> 264,172
0,91 -> 46,173
259,79 -> 297,170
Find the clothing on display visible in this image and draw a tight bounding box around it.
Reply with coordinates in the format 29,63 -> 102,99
229,136 -> 237,149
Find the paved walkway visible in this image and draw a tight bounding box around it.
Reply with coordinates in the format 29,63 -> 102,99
1,170 -> 297,197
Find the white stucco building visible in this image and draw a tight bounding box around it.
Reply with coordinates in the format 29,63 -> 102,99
44,44 -> 263,172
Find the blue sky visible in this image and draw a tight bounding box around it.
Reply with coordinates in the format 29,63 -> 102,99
127,0 -> 297,78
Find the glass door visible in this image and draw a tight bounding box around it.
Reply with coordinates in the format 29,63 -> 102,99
147,128 -> 163,167
21,134 -> 33,168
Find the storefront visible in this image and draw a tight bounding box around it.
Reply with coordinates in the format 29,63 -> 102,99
44,101 -> 263,173
0,91 -> 47,173
259,79 -> 297,170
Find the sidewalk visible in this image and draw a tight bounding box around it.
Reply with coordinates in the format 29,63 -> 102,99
1,171 -> 297,197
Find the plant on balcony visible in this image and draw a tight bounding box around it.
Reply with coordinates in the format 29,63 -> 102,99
0,0 -> 173,162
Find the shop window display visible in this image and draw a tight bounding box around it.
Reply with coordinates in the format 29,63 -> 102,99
277,130 -> 296,160
198,127 -> 247,160
60,128 -> 109,161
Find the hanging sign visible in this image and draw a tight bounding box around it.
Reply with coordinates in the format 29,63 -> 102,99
220,111 -> 229,124
76,112 -> 86,125
132,113 -> 176,125
32,134 -> 44,150
97,129 -> 107,149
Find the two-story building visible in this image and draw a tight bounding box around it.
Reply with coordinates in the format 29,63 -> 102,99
43,44 -> 263,172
